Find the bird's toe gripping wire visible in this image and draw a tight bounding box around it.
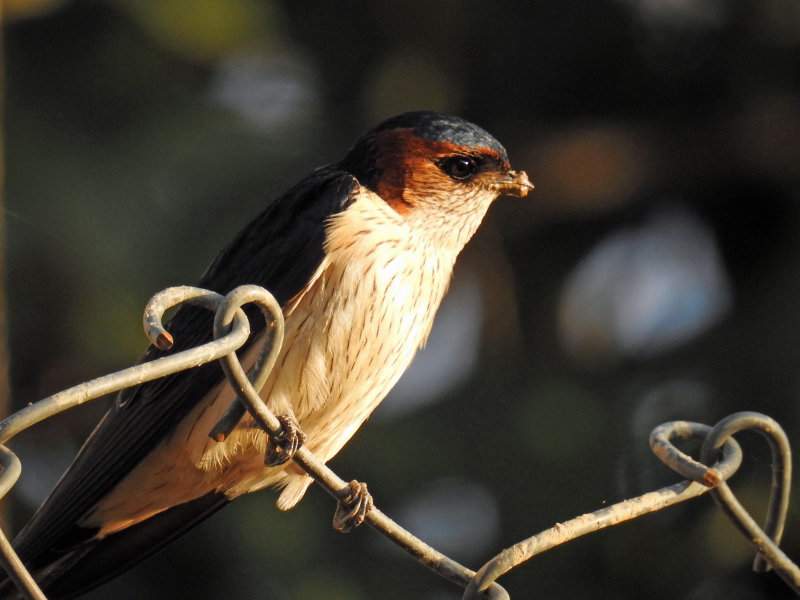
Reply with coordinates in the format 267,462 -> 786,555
265,414 -> 307,466
333,480 -> 373,533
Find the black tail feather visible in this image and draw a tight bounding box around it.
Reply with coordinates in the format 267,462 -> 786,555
0,492 -> 230,600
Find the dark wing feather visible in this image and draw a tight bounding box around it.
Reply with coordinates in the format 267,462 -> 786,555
5,166 -> 359,587
41,492 -> 231,600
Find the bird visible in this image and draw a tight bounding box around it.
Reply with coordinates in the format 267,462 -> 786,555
0,110 -> 532,599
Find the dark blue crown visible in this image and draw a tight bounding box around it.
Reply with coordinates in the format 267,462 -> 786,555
371,110 -> 508,161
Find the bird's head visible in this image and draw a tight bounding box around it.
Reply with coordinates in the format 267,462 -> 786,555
339,111 -> 532,247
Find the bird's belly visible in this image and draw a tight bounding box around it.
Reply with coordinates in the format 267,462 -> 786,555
220,252 -> 443,505
86,245 -> 447,536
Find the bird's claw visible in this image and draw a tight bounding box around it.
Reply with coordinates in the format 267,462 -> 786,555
333,480 -> 373,533
265,414 -> 306,466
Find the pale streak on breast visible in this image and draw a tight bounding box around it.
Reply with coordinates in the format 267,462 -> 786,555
85,188 -> 460,536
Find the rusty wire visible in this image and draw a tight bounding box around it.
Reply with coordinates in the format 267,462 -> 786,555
701,412 -> 797,587
0,286 -> 507,600
0,285 -> 797,600
177,286 -> 509,599
0,287 -> 256,600
463,415 -> 798,598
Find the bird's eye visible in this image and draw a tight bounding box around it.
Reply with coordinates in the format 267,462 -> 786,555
441,156 -> 479,181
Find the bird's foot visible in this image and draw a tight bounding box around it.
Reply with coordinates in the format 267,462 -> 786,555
265,414 -> 307,466
333,480 -> 373,533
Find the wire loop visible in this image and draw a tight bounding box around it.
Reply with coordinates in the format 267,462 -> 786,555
0,287 -> 796,600
0,286 -> 507,600
464,413 -> 797,599
700,412 -> 798,591
649,420 -> 742,486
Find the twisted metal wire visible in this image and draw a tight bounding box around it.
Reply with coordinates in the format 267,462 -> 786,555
0,285 -> 796,599
195,286 -> 508,599
0,286 -> 254,600
463,415 -> 798,599
0,286 -> 506,600
701,413 -> 797,587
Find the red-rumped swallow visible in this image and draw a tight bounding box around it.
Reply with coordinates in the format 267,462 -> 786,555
1,110 -> 532,599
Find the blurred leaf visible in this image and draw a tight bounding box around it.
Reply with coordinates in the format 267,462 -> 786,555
118,0 -> 278,63
3,0 -> 68,20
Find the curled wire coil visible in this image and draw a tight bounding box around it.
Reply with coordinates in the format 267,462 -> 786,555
0,286 -> 796,599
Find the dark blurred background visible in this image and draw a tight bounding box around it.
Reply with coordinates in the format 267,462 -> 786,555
2,0 -> 800,599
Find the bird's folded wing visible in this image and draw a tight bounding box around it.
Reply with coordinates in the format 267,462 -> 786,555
8,167 -> 360,573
